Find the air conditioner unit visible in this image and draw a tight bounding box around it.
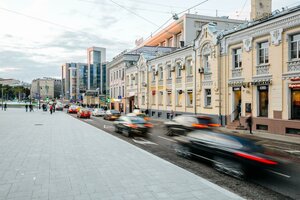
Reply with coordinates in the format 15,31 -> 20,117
142,82 -> 147,87
198,67 -> 204,73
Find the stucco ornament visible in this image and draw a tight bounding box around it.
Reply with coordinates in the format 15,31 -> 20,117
270,28 -> 283,46
243,37 -> 252,52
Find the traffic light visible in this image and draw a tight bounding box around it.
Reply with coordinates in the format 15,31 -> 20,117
107,97 -> 110,103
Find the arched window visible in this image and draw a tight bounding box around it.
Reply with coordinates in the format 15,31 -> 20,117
176,62 -> 182,78
202,44 -> 211,73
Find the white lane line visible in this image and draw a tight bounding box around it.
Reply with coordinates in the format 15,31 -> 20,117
132,137 -> 158,145
158,136 -> 176,143
284,150 -> 300,154
267,170 -> 291,178
104,125 -> 114,129
148,133 -> 153,136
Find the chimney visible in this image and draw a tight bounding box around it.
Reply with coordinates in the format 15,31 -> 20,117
251,0 -> 272,21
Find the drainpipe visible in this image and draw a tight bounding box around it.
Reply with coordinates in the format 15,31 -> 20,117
193,43 -> 197,115
218,42 -> 222,125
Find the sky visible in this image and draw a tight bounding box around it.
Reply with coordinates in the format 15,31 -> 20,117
0,0 -> 299,83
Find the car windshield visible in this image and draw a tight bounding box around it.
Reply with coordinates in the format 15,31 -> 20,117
110,110 -> 120,114
129,117 -> 146,123
196,117 -> 211,124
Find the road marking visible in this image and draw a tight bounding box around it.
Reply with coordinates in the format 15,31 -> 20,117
267,170 -> 291,178
284,150 -> 300,154
148,133 -> 153,136
84,119 -> 93,122
158,136 -> 176,143
132,137 -> 158,145
104,125 -> 114,129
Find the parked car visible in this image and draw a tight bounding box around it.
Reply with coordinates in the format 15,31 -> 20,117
113,116 -> 153,137
173,129 -> 291,179
164,115 -> 220,136
77,108 -> 91,118
92,108 -> 106,117
67,105 -> 79,113
103,110 -> 121,120
55,103 -> 64,111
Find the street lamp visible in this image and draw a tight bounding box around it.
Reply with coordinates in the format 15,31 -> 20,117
96,88 -> 100,108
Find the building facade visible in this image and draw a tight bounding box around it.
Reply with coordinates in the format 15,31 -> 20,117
87,47 -> 106,94
31,78 -> 61,100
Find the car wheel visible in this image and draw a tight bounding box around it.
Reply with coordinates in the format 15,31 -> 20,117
174,144 -> 192,159
114,126 -> 120,133
122,129 -> 130,137
213,156 -> 246,180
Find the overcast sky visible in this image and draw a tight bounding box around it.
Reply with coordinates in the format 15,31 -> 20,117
0,0 -> 298,83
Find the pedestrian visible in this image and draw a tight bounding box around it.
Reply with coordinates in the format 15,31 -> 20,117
49,104 -> 53,115
29,104 -> 33,112
25,104 -> 28,112
53,104 -> 56,113
170,110 -> 174,120
4,103 -> 7,111
145,109 -> 149,116
246,114 -> 253,134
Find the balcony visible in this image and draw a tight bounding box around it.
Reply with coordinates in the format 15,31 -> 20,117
186,76 -> 193,83
176,78 -> 182,84
288,60 -> 300,72
158,80 -> 163,86
232,68 -> 242,78
167,79 -> 172,85
256,64 -> 270,75
203,74 -> 211,81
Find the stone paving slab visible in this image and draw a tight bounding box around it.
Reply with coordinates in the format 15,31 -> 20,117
0,109 -> 244,200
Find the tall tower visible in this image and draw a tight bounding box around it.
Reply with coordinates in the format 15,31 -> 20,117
87,47 -> 106,92
251,0 -> 272,20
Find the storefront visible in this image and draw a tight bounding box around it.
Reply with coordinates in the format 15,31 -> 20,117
290,83 -> 300,120
258,85 -> 269,117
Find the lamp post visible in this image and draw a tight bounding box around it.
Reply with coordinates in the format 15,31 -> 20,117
96,88 -> 100,108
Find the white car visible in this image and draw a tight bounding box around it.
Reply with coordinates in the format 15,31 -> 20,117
92,108 -> 106,117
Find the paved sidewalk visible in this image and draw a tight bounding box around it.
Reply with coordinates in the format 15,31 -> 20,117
150,118 -> 300,145
0,109 -> 244,200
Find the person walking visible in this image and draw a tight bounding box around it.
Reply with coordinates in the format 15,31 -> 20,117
170,110 -> 174,120
236,100 -> 241,120
25,104 -> 28,112
4,103 -> 7,111
49,104 -> 53,115
246,114 -> 253,134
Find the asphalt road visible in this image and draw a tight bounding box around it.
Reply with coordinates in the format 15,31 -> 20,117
71,113 -> 300,200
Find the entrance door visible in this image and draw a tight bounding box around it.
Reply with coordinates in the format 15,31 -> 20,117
291,88 -> 300,119
258,86 -> 268,117
129,97 -> 134,113
232,87 -> 241,122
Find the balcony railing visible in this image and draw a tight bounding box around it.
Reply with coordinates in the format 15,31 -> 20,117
288,60 -> 300,72
186,76 -> 193,83
203,74 -> 211,81
256,64 -> 270,75
167,79 -> 172,85
232,68 -> 242,78
176,78 -> 182,84
158,80 -> 163,86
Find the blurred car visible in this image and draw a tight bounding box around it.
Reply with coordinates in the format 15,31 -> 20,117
77,108 -> 91,118
173,130 -> 291,179
55,103 -> 64,111
103,110 -> 121,120
126,113 -> 150,121
92,108 -> 106,117
67,105 -> 79,113
113,116 -> 153,137
64,104 -> 70,108
164,115 -> 220,136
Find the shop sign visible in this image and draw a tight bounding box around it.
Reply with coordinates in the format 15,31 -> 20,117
291,77 -> 300,81
258,86 -> 268,90
289,83 -> 300,89
251,80 -> 271,85
232,87 -> 241,91
118,95 -> 122,99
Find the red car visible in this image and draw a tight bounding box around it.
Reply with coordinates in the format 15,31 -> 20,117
77,108 -> 91,118
67,105 -> 78,113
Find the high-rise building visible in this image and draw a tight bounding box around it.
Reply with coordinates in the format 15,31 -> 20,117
87,47 -> 106,93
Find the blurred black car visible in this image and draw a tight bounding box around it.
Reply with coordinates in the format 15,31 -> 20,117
103,110 -> 121,120
173,129 -> 291,179
164,115 -> 220,136
113,116 -> 153,137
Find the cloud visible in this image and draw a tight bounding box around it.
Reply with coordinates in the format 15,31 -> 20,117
0,67 -> 20,72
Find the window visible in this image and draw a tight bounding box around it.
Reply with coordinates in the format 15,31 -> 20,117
291,88 -> 300,119
158,91 -> 164,105
152,93 -> 156,105
159,66 -> 163,80
152,70 -> 156,82
176,33 -> 182,47
122,86 -> 124,97
122,69 -> 124,80
205,89 -> 211,107
176,90 -> 183,106
142,95 -> 145,105
167,91 -> 172,105
169,38 -> 173,47
167,64 -> 172,79
187,90 -> 193,106
176,63 -> 182,78
141,71 -> 144,83
186,60 -> 192,76
233,48 -> 242,68
203,55 -> 209,71
258,86 -> 269,117
258,42 -> 269,64
291,34 -> 300,60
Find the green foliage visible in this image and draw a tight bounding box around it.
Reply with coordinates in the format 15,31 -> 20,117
0,84 -> 30,100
